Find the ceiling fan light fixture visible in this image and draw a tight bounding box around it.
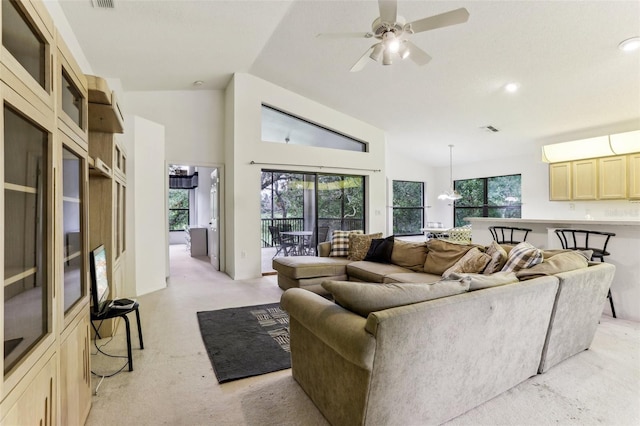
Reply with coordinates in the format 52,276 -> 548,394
382,48 -> 393,65
398,42 -> 410,59
383,32 -> 400,53
370,43 -> 384,61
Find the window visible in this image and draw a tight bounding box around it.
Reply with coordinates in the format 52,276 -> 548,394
392,181 -> 424,235
169,189 -> 189,231
260,171 -> 365,249
453,174 -> 522,227
261,104 -> 367,152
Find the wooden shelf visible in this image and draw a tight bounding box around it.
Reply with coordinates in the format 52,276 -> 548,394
86,75 -> 124,133
89,157 -> 112,178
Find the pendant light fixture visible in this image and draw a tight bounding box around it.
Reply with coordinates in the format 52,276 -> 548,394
438,144 -> 462,201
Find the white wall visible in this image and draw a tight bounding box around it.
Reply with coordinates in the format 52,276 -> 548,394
225,73 -> 387,280
126,116 -> 167,296
124,90 -> 224,164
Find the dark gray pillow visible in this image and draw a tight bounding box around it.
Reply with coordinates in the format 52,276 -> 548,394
364,236 -> 394,263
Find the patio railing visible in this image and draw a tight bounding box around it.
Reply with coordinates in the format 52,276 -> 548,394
261,218 -> 364,247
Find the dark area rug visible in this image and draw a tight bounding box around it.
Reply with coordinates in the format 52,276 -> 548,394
197,303 -> 290,383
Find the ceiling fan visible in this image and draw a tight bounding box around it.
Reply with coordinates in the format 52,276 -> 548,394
318,0 -> 470,72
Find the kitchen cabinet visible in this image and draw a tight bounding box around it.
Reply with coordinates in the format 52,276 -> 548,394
599,155 -> 627,199
549,162 -> 572,200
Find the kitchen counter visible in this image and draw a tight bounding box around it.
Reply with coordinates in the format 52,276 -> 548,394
466,217 -> 640,322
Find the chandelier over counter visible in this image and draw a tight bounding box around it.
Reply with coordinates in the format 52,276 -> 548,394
438,144 -> 462,201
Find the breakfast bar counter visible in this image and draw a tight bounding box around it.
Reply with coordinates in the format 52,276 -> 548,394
466,217 -> 640,322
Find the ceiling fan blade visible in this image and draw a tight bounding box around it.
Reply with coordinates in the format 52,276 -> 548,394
378,0 -> 397,23
350,46 -> 375,72
316,32 -> 372,39
408,7 -> 470,34
405,41 -> 432,66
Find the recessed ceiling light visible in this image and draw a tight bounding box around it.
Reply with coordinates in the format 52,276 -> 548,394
505,82 -> 519,93
618,36 -> 640,52
193,80 -> 204,86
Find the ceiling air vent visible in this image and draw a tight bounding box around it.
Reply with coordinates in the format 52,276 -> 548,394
482,125 -> 500,133
91,0 -> 115,8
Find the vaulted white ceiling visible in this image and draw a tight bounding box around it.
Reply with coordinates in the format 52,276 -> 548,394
58,0 -> 640,166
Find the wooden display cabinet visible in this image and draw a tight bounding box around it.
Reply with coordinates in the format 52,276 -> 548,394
1,1 -> 92,424
87,75 -> 126,338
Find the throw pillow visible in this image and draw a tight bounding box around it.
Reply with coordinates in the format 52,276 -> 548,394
364,236 -> 395,263
501,242 -> 543,272
442,247 -> 491,278
321,278 -> 471,317
329,230 -> 363,257
483,241 -> 508,274
390,239 -> 429,271
515,251 -> 589,280
448,271 -> 519,291
423,239 -> 477,275
348,233 -> 383,261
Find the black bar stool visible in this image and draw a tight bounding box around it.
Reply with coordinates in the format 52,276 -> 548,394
554,229 -> 616,318
91,302 -> 144,371
489,226 -> 532,244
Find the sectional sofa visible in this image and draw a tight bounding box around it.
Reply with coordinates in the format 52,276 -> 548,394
275,236 -> 616,425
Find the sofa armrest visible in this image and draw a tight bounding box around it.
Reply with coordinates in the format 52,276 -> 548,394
318,241 -> 331,257
281,288 -> 376,370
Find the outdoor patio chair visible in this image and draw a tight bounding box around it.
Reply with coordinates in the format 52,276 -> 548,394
269,226 -> 296,258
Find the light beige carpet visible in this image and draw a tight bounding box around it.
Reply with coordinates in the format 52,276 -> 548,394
85,245 -> 639,426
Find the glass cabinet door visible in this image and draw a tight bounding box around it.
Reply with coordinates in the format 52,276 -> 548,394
62,146 -> 84,313
3,105 -> 50,374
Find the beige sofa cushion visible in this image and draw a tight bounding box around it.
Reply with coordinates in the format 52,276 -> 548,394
273,256 -> 352,279
383,272 -> 442,284
483,241 -> 508,274
348,233 -> 383,261
442,247 -> 491,277
390,240 -> 428,272
516,251 -> 589,280
423,239 -> 476,275
347,261 -> 411,283
448,271 -> 519,290
321,278 -> 471,317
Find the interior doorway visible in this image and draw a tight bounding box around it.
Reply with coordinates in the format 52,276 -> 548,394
168,164 -> 221,273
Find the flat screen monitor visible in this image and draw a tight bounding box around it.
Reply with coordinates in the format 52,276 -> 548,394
90,244 -> 110,315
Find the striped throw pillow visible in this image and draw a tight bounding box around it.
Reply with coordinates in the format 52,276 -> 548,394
501,242 -> 543,272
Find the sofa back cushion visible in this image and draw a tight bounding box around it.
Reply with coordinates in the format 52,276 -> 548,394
329,230 -> 363,257
348,233 -> 383,261
423,239 -> 476,275
321,278 -> 471,317
483,241 -> 508,274
442,247 -> 491,278
515,250 -> 589,280
390,240 -> 429,271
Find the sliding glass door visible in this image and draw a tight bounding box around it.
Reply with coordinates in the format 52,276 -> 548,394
261,171 -> 364,258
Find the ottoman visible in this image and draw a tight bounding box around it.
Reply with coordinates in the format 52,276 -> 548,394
272,256 -> 352,295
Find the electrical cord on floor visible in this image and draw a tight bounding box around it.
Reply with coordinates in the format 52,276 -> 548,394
90,319 -> 129,395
